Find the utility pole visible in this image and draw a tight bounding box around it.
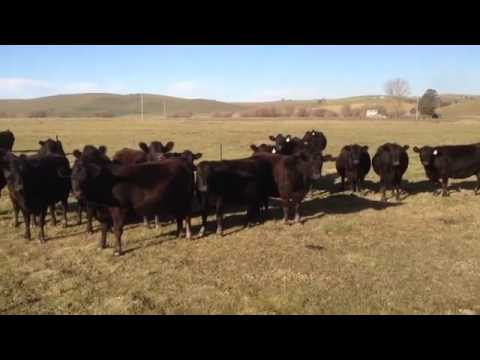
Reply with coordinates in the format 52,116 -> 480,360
141,94 -> 144,121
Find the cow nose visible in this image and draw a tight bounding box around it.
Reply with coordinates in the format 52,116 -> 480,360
73,191 -> 83,199
422,161 -> 429,166
312,173 -> 321,180
393,161 -> 400,166
353,160 -> 360,165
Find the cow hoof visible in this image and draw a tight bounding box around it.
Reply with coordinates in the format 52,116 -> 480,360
113,251 -> 122,257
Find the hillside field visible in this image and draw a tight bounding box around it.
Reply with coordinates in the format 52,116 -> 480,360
1,116 -> 480,314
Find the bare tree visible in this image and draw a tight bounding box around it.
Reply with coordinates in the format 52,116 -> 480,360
384,78 -> 410,118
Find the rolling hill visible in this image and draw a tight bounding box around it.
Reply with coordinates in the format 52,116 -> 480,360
0,92 -> 478,118
0,93 -> 245,117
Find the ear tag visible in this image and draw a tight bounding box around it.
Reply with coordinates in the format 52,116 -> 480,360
286,138 -> 290,143
272,148 -> 276,154
433,150 -> 438,156
312,131 -> 315,135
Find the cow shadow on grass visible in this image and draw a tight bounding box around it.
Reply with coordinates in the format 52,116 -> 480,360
301,193 -> 403,218
402,179 -> 480,198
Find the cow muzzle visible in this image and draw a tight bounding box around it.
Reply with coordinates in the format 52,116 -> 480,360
393,161 -> 400,166
422,161 -> 430,166
353,160 -> 360,165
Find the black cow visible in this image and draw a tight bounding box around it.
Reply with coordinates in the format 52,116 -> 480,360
36,138 -> 68,227
303,130 -> 327,152
251,151 -> 324,224
196,157 -> 271,236
0,130 -> 15,151
336,145 -> 371,192
71,145 -> 111,234
372,143 -> 409,201
0,151 -> 71,242
113,141 -> 174,164
71,150 -> 201,255
413,144 -> 480,196
113,140 -> 175,227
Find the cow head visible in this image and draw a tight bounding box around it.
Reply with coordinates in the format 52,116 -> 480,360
303,130 -> 327,151
294,151 -> 324,180
345,145 -> 368,168
71,145 -> 110,200
139,141 -> 175,161
269,134 -> 287,153
38,138 -> 66,156
413,146 -> 436,167
389,144 -> 409,166
0,152 -> 28,193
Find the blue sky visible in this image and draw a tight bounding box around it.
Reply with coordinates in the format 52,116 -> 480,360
0,45 -> 479,101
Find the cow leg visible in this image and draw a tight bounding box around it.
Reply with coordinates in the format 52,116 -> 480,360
111,209 -> 127,256
395,182 -> 401,201
264,198 -> 269,216
215,198 -> 224,236
86,205 -> 94,235
77,203 -> 83,226
340,176 -> 345,192
441,176 -> 449,197
379,178 -> 386,202
61,198 -> 69,228
11,197 -> 20,227
99,222 -> 109,249
282,201 -> 290,225
143,216 -> 150,229
294,203 -> 302,224
22,209 -> 32,241
476,173 -> 480,195
38,210 -> 47,243
185,216 -> 192,240
176,217 -> 186,238
155,215 -> 160,230
198,193 -> 208,237
49,204 -> 57,226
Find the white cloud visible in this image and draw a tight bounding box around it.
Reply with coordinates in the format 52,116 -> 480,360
0,78 -> 129,99
0,78 -> 51,98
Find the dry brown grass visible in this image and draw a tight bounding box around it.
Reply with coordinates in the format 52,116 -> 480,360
1,116 -> 480,314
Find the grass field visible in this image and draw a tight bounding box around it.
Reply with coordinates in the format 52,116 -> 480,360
1,116 -> 480,314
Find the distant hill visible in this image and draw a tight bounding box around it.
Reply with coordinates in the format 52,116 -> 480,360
0,93 -> 245,117
0,92 -> 479,118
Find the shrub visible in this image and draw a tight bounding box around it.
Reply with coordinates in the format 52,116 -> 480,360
341,105 -> 353,118
240,107 -> 280,118
294,107 -> 310,117
170,111 -> 193,118
28,111 -> 48,118
310,108 -> 338,118
95,112 -> 115,118
212,112 -> 233,118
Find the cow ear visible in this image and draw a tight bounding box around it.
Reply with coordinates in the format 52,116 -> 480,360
413,146 -> 420,153
250,144 -> 258,152
39,141 -> 45,146
139,142 -> 149,153
73,150 -> 82,159
269,136 -> 275,141
99,146 -> 107,155
403,145 -> 410,151
193,153 -> 202,160
163,141 -> 174,153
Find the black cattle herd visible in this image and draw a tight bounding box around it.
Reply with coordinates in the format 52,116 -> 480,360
1,128 -> 480,256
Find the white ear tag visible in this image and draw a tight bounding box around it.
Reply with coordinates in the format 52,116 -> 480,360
272,148 -> 276,154
312,131 -> 316,135
433,149 -> 438,156
286,138 -> 290,142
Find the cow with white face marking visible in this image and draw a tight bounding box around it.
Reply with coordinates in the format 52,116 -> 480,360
413,144 -> 480,196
